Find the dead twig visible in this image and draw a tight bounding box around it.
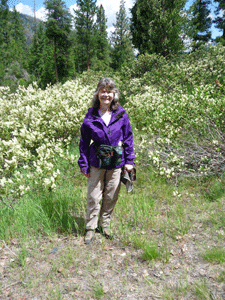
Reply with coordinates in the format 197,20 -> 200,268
1,281 -> 25,291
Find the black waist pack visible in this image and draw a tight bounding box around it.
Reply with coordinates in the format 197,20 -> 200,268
92,143 -> 122,168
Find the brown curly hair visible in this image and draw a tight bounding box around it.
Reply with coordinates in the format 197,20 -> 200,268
92,78 -> 120,111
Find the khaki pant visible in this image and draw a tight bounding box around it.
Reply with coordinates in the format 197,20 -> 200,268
86,166 -> 122,230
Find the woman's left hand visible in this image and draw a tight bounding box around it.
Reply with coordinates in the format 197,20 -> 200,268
124,164 -> 134,172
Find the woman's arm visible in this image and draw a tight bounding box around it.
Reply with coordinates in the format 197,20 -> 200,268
78,121 -> 91,175
122,111 -> 136,166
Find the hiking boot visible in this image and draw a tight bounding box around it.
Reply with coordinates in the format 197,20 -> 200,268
84,230 -> 95,244
100,227 -> 114,240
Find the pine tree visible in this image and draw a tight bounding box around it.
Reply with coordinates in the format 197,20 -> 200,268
28,23 -> 55,87
93,4 -> 111,69
71,30 -> 86,74
213,0 -> 225,44
10,7 -> 27,63
39,40 -> 55,88
188,0 -> 212,50
0,1 -> 28,89
0,0 -> 10,59
131,0 -> 186,56
0,0 -> 10,83
111,0 -> 134,69
44,0 -> 73,84
0,0 -> 10,44
74,0 -> 97,71
28,23 -> 44,80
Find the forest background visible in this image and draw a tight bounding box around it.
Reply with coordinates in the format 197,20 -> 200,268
0,0 -> 225,91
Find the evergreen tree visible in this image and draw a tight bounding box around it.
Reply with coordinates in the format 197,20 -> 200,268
74,0 -> 97,71
28,23 -> 55,88
0,0 -> 10,83
188,0 -> 212,50
111,0 -> 134,69
213,0 -> 225,44
39,40 -> 55,88
93,4 -> 111,69
0,0 -> 10,44
131,0 -> 187,56
71,29 -> 86,74
0,1 -> 29,89
10,8 -> 27,63
28,23 -> 45,80
0,4 -> 26,61
0,0 -> 10,61
44,0 -> 73,84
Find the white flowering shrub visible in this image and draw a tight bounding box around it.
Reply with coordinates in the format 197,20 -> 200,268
0,80 -> 92,206
125,60 -> 225,178
121,43 -> 225,97
1,44 -> 225,208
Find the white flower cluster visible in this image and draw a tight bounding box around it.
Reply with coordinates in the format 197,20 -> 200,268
126,81 -> 224,178
0,80 -> 92,199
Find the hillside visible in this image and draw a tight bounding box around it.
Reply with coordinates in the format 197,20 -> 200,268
21,13 -> 44,45
12,12 -> 43,45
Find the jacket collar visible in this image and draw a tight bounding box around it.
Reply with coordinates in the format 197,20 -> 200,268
90,106 -> 123,122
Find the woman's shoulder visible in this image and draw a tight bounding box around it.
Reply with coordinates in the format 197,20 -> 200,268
115,105 -> 126,114
84,107 -> 95,117
115,105 -> 129,117
83,108 -> 98,122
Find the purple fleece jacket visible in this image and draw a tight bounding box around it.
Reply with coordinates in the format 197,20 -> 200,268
78,105 -> 135,174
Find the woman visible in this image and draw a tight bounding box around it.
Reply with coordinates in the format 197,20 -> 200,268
78,78 -> 135,244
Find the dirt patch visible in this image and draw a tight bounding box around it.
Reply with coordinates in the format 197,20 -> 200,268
0,225 -> 225,300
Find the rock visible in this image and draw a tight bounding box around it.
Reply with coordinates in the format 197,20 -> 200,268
104,245 -> 112,251
50,247 -> 58,254
57,267 -> 64,273
154,271 -> 163,277
199,269 -> 207,276
11,239 -> 18,245
181,244 -> 188,253
142,270 -> 149,277
103,283 -> 109,293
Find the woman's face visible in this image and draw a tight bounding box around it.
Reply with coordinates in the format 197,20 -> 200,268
98,87 -> 114,109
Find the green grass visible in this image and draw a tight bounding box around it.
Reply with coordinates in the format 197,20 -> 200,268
16,243 -> 28,267
0,150 -> 87,242
202,246 -> 225,263
46,286 -> 63,300
91,281 -> 105,299
141,242 -> 162,261
202,178 -> 225,202
218,271 -> 225,283
132,235 -> 162,261
1,144 -> 225,271
194,280 -> 215,300
0,183 -> 86,241
162,283 -> 190,300
0,145 -> 224,299
207,210 -> 225,230
166,202 -> 191,239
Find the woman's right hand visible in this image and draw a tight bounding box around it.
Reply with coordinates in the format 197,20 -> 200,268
83,172 -> 90,178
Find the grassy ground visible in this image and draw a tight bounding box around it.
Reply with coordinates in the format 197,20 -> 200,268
0,144 -> 225,299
